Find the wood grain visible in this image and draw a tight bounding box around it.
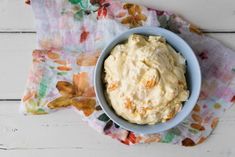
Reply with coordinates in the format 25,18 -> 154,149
0,101 -> 234,157
0,0 -> 35,31
0,33 -> 35,99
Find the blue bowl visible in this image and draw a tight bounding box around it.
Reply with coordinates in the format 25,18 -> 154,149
94,26 -> 201,134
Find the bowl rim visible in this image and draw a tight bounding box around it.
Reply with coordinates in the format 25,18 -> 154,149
94,26 -> 201,134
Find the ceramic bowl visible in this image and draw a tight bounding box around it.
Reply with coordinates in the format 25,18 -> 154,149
94,26 -> 201,134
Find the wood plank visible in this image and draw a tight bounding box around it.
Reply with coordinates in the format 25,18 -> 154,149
207,33 -> 235,49
131,0 -> 235,31
0,0 -> 235,31
0,0 -> 35,31
0,33 -> 36,99
0,101 -> 234,157
0,33 -> 235,99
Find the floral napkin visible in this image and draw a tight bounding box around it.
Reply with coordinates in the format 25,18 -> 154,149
21,0 -> 235,146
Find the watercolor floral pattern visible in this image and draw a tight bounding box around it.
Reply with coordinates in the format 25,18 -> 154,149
121,3 -> 147,28
47,72 -> 96,115
65,0 -> 110,20
21,0 -> 235,146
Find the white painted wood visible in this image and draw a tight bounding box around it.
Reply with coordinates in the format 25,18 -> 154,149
0,0 -> 235,31
0,33 -> 234,99
0,0 -> 35,31
130,0 -> 235,31
0,33 -> 36,99
207,33 -> 235,49
0,101 -> 234,157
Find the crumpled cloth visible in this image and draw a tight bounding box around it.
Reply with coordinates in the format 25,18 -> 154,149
21,0 -> 235,146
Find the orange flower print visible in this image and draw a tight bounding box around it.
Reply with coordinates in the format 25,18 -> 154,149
143,134 -> 161,143
191,113 -> 202,124
80,29 -> 89,43
121,3 -> 147,28
56,81 -> 76,97
189,24 -> 203,35
25,0 -> 30,4
197,137 -> 207,144
47,72 -> 96,116
193,104 -> 201,112
47,96 -> 73,109
72,97 -> 96,116
73,72 -> 95,96
182,138 -> 196,146
211,117 -> 219,129
77,51 -> 100,66
46,51 -> 60,60
22,90 -> 36,102
190,123 -> 205,131
54,59 -> 67,65
45,51 -> 72,71
39,35 -> 63,50
121,132 -> 140,145
57,66 -> 72,71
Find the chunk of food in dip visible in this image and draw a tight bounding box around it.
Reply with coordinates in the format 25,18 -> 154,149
103,34 -> 189,125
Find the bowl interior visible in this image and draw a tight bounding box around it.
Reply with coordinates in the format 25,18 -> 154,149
94,26 -> 201,134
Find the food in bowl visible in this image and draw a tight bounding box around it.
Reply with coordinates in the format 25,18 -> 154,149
103,34 -> 189,125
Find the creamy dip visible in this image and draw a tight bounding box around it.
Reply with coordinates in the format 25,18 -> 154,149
104,34 -> 189,125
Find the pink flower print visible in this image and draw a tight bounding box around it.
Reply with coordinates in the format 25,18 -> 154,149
203,104 -> 207,109
59,15 -> 72,30
97,5 -> 108,19
32,50 -> 46,62
198,50 -> 208,60
156,10 -> 164,16
211,65 -> 221,78
199,91 -> 208,100
231,95 -> 235,102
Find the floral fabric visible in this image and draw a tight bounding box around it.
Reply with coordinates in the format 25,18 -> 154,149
21,0 -> 235,146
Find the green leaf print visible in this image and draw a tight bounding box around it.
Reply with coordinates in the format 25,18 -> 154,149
49,66 -> 55,70
67,0 -> 100,21
69,0 -> 81,4
79,0 -> 89,9
57,72 -> 67,76
170,127 -> 181,136
98,113 -> 110,122
69,0 -> 90,10
38,78 -> 48,99
167,15 -> 180,33
161,132 -> 175,143
188,128 -> 199,134
157,15 -> 168,28
74,10 -> 84,21
28,99 -> 37,107
36,108 -> 47,114
157,14 -> 180,33
232,68 -> 235,72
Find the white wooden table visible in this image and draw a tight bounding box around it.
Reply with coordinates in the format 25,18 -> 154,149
0,0 -> 235,156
